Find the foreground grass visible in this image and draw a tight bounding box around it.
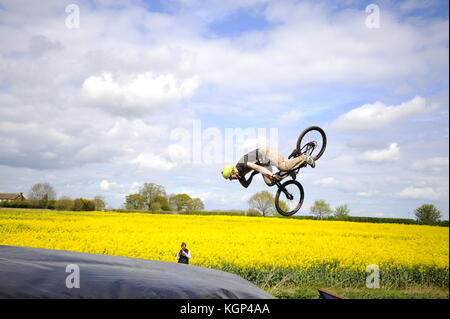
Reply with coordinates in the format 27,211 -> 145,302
0,208 -> 448,298
269,285 -> 449,299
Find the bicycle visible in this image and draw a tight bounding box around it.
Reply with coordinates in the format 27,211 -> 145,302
269,126 -> 327,216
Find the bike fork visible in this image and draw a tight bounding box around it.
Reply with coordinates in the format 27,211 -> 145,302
276,182 -> 293,200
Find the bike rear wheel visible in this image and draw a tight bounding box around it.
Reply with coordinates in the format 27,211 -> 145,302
275,180 -> 304,216
296,126 -> 327,161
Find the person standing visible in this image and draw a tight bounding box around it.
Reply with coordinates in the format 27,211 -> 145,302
176,242 -> 192,264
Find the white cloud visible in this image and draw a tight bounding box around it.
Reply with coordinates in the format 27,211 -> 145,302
29,35 -> 62,57
332,96 -> 438,132
400,0 -> 437,12
39,152 -> 57,160
82,72 -> 199,115
189,2 -> 449,90
168,144 -> 191,164
411,157 -> 449,172
129,182 -> 142,194
276,109 -> 302,126
359,143 -> 400,163
0,121 -> 76,168
100,180 -> 123,191
130,153 -> 176,170
313,177 -> 337,186
240,136 -> 270,152
394,186 -> 443,200
356,191 -> 377,197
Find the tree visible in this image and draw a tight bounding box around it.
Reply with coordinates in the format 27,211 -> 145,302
248,191 -> 275,217
28,183 -> 56,201
150,201 -> 162,212
246,208 -> 262,216
73,198 -> 95,211
124,193 -> 145,210
169,194 -> 193,212
310,200 -> 332,219
93,196 -> 106,211
334,204 -> 350,220
153,195 -> 171,211
192,198 -> 205,211
139,183 -> 167,210
55,197 -> 74,211
414,204 -> 442,225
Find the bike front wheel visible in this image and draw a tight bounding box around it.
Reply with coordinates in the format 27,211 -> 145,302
275,180 -> 304,216
296,126 -> 327,161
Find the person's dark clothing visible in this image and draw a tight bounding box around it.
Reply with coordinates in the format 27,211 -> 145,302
236,149 -> 272,188
177,249 -> 190,264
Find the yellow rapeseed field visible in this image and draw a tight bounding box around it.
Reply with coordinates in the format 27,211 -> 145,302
0,209 -> 448,287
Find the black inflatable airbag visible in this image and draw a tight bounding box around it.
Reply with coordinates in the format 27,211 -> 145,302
0,245 -> 273,299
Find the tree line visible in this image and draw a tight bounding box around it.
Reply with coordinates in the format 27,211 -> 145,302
0,183 -> 105,211
1,183 -> 444,226
246,191 -> 351,218
247,190 -> 446,226
308,200 -> 444,225
123,183 -> 204,212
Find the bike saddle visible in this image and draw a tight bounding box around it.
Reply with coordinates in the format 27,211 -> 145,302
288,149 -> 301,159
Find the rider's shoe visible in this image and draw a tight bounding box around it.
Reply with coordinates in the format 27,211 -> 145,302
304,154 -> 316,168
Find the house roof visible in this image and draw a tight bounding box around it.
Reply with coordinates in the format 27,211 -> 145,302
0,193 -> 25,200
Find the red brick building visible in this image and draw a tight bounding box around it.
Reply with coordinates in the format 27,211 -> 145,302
0,193 -> 26,202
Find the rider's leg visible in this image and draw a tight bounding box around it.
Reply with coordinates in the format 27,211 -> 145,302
262,147 -> 315,170
277,155 -> 307,171
259,147 -> 307,172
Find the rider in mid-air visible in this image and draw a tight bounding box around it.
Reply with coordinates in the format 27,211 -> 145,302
221,148 -> 316,187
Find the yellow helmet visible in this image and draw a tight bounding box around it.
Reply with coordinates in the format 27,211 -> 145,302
221,164 -> 235,179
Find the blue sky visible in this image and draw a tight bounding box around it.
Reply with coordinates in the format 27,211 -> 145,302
0,0 -> 448,219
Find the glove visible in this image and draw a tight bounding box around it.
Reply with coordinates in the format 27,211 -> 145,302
266,173 -> 281,183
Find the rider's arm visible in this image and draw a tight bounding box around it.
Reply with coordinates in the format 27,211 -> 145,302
238,171 -> 258,188
247,162 -> 273,176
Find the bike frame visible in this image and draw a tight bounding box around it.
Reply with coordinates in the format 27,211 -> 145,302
274,161 -> 304,200
300,141 -> 317,157
273,142 -> 316,200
